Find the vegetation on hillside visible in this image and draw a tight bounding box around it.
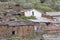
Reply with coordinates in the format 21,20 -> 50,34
43,0 -> 60,11
33,2 -> 55,12
0,0 -> 60,12
11,0 -> 60,11
19,16 -> 36,21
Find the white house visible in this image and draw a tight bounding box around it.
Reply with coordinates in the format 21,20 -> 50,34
24,9 -> 42,18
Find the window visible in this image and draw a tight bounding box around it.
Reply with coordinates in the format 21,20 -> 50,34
34,25 -> 40,31
12,31 -> 15,35
13,26 -> 15,27
40,0 -> 45,3
46,22 -> 50,26
17,14 -> 21,16
32,11 -> 34,16
17,12 -> 24,16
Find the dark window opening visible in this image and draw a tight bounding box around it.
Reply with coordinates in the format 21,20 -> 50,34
40,0 -> 45,3
17,14 -> 21,16
13,26 -> 15,27
15,4 -> 20,7
46,22 -> 50,26
18,12 -> 24,16
12,31 -> 15,35
32,11 -> 34,16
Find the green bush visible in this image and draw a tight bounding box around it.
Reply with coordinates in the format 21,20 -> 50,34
19,16 -> 36,21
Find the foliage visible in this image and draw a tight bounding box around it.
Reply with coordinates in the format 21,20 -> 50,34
14,0 -> 40,3
34,32 -> 40,36
13,0 -> 60,11
19,16 -> 36,21
0,0 -> 59,12
0,0 -> 60,11
20,3 -> 34,8
34,2 -> 55,12
0,2 -> 16,9
43,0 -> 60,11
6,35 -> 35,40
6,35 -> 22,40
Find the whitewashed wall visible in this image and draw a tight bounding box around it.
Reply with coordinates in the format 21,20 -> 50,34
24,9 -> 42,18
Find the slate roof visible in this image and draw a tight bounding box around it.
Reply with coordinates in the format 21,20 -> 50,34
46,12 -> 60,16
0,10 -> 21,15
29,17 -> 50,22
0,21 -> 34,26
50,21 -> 60,24
53,17 -> 60,21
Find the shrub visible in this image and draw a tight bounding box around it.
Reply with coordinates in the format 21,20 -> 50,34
19,16 -> 36,21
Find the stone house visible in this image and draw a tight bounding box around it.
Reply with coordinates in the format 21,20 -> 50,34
0,21 -> 34,38
42,12 -> 60,21
0,9 -> 35,38
45,21 -> 60,34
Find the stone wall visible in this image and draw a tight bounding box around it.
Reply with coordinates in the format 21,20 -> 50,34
39,23 -> 47,30
0,25 -> 34,38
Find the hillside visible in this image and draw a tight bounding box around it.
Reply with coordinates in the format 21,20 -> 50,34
0,0 -> 60,12
0,0 -> 40,2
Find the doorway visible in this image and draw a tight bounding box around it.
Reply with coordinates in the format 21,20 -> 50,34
12,31 -> 15,35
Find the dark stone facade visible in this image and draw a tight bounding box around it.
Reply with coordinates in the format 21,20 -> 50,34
0,25 -> 34,38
